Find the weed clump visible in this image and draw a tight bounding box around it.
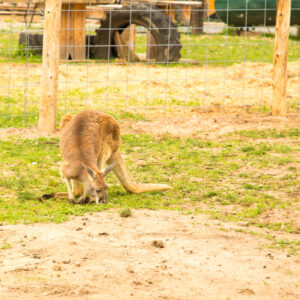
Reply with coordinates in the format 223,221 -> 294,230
120,208 -> 132,218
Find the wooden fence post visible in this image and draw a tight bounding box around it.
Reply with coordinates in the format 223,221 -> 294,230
38,0 -> 62,133
272,0 -> 291,116
60,4 -> 86,60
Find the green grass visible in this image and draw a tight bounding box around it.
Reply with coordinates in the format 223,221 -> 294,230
1,28 -> 300,65
0,240 -> 12,250
1,129 -> 299,252
0,130 -> 299,222
133,30 -> 300,66
119,208 -> 132,218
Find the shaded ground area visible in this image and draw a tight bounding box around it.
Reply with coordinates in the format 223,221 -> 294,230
0,210 -> 299,300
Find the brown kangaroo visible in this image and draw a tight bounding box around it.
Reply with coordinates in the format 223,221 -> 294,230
57,110 -> 171,204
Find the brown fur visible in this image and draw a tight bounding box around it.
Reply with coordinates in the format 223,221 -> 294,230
58,110 -> 171,204
60,114 -> 73,130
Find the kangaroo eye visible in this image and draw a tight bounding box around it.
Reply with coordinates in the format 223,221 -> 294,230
96,189 -> 102,193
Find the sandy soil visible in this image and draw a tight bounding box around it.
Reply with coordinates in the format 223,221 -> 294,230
131,111 -> 300,139
0,209 -> 299,300
1,110 -> 300,140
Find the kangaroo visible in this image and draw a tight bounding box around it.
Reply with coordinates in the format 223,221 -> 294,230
56,110 -> 171,204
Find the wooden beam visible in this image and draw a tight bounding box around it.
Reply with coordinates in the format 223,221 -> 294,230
272,0 -> 291,116
297,27 -> 300,38
191,4 -> 204,35
121,24 -> 136,51
114,31 -> 140,63
60,4 -> 86,60
38,0 -> 62,133
4,0 -> 203,7
146,32 -> 157,60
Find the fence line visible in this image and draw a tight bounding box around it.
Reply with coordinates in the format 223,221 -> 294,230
0,0 -> 299,130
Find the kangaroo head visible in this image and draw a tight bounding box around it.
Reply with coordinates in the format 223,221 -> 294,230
84,162 -> 118,203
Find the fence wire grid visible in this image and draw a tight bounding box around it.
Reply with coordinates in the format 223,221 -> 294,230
0,0 -> 299,128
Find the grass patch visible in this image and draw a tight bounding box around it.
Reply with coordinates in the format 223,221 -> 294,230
0,28 -> 300,65
119,208 -> 132,218
0,129 -> 299,225
0,240 -> 12,250
1,128 -> 299,251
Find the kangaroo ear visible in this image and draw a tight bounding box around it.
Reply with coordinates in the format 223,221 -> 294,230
101,161 -> 118,177
82,164 -> 97,179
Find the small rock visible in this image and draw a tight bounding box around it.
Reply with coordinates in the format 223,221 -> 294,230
33,254 -> 41,259
53,265 -> 62,271
98,232 -> 109,236
76,227 -> 83,231
238,288 -> 255,295
237,222 -> 249,227
75,262 -> 81,267
126,266 -> 134,273
62,259 -> 71,264
151,240 -> 165,248
132,280 -> 142,286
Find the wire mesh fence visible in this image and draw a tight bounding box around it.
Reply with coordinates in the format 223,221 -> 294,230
0,0 -> 299,128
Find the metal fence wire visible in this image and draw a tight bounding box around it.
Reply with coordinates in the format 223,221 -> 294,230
0,0 -> 299,128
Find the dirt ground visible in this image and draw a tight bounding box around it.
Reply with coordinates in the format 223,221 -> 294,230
130,111 -> 300,139
1,113 -> 300,299
0,209 -> 299,300
1,110 -> 300,140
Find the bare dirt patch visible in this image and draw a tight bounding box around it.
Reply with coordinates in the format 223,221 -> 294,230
0,127 -> 58,140
131,111 -> 300,139
2,111 -> 300,140
0,210 -> 299,300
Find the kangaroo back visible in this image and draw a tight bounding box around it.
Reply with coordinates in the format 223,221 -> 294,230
60,114 -> 73,130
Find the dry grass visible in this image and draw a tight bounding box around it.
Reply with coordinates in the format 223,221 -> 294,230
0,61 -> 299,125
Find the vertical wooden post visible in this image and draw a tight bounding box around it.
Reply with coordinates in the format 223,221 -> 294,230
38,0 -> 62,133
191,3 -> 205,35
297,27 -> 300,38
122,24 -> 136,51
272,0 -> 291,116
60,4 -> 86,60
147,32 -> 157,60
